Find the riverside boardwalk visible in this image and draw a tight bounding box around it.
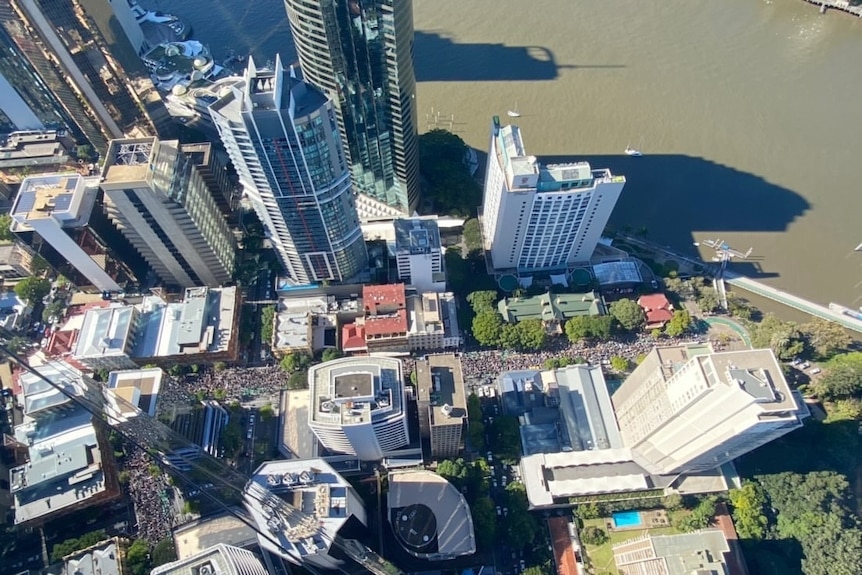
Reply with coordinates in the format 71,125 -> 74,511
724,272 -> 862,334
801,0 -> 862,17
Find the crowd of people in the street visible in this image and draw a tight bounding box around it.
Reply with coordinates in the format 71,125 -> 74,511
158,365 -> 287,407
125,448 -> 173,543
458,332 -> 696,381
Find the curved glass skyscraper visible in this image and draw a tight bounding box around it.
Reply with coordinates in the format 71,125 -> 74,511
209,56 -> 368,285
284,0 -> 420,216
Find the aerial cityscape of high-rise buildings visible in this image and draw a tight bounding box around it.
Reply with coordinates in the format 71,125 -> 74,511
0,1 -> 854,575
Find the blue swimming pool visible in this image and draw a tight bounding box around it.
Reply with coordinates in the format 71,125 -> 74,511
612,510 -> 643,528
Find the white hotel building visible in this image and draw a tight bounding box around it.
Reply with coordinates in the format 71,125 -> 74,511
481,118 -> 625,274
308,357 -> 409,460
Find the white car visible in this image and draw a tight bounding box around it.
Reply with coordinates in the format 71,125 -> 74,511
487,451 -> 493,462
496,506 -> 502,516
800,362 -> 811,369
810,367 -> 822,375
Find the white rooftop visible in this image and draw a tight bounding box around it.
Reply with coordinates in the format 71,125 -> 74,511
309,357 -> 405,426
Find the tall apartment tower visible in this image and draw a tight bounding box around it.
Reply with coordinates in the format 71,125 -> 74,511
284,0 -> 420,216
209,56 -> 367,285
100,137 -> 237,288
308,356 -> 409,460
0,0 -> 173,155
612,344 -> 809,475
9,173 -> 140,292
481,117 -> 625,275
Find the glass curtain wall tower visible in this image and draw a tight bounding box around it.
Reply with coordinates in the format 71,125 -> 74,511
209,56 -> 367,285
284,0 -> 420,216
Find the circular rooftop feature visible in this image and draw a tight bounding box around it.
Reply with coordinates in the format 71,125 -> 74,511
393,503 -> 437,553
570,268 -> 592,287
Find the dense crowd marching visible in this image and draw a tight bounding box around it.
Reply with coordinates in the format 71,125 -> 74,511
458,332 -> 696,381
126,448 -> 173,543
158,365 -> 288,408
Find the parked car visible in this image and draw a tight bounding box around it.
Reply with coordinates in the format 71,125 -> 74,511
810,367 -> 822,375
496,506 -> 502,516
800,362 -> 811,369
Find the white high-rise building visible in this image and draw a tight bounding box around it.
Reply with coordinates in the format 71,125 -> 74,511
151,543 -> 268,575
481,117 -> 625,274
613,345 -> 809,475
308,357 -> 409,460
209,56 -> 367,285
394,218 -> 445,293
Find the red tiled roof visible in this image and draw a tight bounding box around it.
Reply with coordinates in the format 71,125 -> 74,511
363,283 -> 406,312
45,328 -> 78,357
341,323 -> 367,351
638,293 -> 674,324
363,309 -> 408,336
548,517 -> 580,575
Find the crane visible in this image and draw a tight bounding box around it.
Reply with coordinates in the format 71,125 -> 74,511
1,347 -> 401,575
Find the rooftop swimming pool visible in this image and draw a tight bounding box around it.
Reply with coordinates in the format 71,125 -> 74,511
612,510 -> 643,529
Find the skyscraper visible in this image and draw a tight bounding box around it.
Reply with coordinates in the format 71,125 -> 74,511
481,117 -> 625,275
613,344 -> 809,475
0,0 -> 173,155
284,0 -> 420,216
100,137 -> 237,288
209,56 -> 367,285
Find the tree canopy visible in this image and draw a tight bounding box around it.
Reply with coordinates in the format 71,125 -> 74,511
756,471 -> 862,575
0,214 -> 14,242
463,218 -> 483,253
610,356 -> 631,372
260,305 -> 275,347
665,309 -> 693,337
14,276 -> 50,303
418,129 -> 481,216
502,481 -> 537,546
729,481 -> 768,540
814,352 -> 862,401
280,352 -> 312,373
749,313 -> 806,360
801,317 -> 851,359
467,290 -> 499,313
564,315 -> 614,342
499,319 -> 547,352
489,415 -> 521,462
610,298 -> 645,331
51,530 -> 108,562
470,496 -> 497,549
472,310 -> 504,347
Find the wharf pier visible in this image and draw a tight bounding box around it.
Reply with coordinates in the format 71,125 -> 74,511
801,0 -> 862,17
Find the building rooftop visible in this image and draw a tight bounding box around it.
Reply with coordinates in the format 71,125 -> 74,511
498,291 -> 605,323
548,517 -> 581,575
242,458 -> 365,562
613,530 -> 731,575
10,173 -> 95,229
279,390 -> 315,460
173,512 -> 259,560
416,354 -> 467,424
546,365 -> 623,452
10,363 -> 109,524
363,283 -> 406,313
20,365 -> 86,416
274,296 -> 329,351
74,306 -> 137,359
152,543 -> 267,575
64,538 -> 121,575
394,218 -> 442,254
101,138 -> 157,184
592,260 -> 643,286
638,293 -> 674,325
135,287 -> 238,358
107,368 -> 163,418
388,470 -> 475,558
0,130 -> 73,168
364,309 -> 408,336
341,323 -> 367,352
309,357 -> 404,427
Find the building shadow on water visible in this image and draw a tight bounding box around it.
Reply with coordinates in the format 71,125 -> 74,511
414,30 -> 623,82
537,154 -> 810,279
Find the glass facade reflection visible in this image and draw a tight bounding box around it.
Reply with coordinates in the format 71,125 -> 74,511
210,56 -> 367,285
284,0 -> 419,215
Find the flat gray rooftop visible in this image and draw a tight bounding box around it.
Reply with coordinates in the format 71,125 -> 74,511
388,471 -> 475,558
334,373 -> 374,398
